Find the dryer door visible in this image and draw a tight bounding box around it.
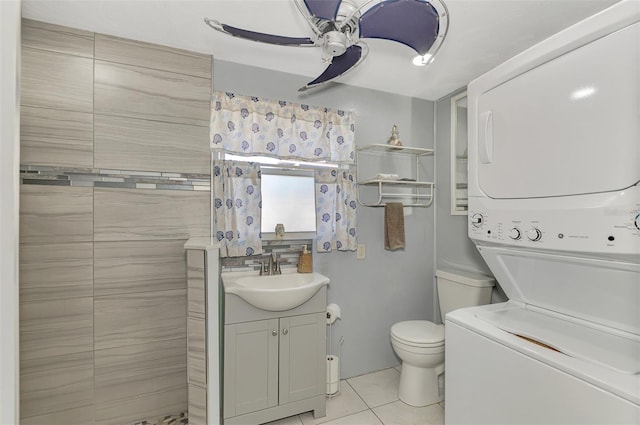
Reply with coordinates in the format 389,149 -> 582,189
475,22 -> 640,199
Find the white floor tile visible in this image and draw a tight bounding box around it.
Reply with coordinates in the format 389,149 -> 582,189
347,368 -> 400,408
373,400 -> 444,425
320,410 -> 384,425
300,380 -> 368,425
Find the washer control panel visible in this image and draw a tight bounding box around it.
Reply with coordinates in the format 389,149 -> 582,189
468,191 -> 640,255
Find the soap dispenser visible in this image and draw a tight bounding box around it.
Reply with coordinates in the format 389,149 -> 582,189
297,245 -> 313,273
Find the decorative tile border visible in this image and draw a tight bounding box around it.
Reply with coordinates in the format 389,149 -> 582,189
20,165 -> 211,191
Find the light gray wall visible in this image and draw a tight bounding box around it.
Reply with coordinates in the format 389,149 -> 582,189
434,92 -> 489,274
434,92 -> 507,304
214,60 -> 436,378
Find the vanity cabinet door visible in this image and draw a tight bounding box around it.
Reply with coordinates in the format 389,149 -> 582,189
224,318 -> 279,418
279,312 -> 326,405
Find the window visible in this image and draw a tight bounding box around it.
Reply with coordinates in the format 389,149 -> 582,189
261,169 -> 315,233
223,153 -> 337,236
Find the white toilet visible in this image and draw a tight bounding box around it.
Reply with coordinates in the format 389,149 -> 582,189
390,269 -> 495,407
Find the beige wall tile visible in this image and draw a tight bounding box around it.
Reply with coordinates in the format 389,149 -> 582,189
20,242 -> 93,302
94,385 -> 187,425
20,185 -> 93,244
187,317 -> 206,387
22,18 -> 94,58
20,405 -> 94,425
95,34 -> 211,78
188,385 -> 207,425
94,338 -> 186,404
20,23 -> 213,424
94,289 -> 186,350
94,188 -> 209,241
187,249 -> 206,318
20,297 -> 93,361
21,352 -> 94,419
94,240 -> 187,296
21,47 -> 93,112
21,106 -> 93,167
94,60 -> 210,126
94,114 -> 209,174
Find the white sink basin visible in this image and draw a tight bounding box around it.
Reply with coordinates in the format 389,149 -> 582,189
222,271 -> 329,311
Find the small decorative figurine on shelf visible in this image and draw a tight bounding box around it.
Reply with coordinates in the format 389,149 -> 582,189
387,124 -> 403,146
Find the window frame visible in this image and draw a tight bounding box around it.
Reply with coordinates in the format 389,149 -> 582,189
216,151 -> 338,240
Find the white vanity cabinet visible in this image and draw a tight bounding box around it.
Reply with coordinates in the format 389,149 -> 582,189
223,288 -> 327,425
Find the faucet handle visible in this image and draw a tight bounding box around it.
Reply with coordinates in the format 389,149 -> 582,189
273,259 -> 282,275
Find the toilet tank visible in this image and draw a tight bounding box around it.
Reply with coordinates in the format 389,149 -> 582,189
436,269 -> 495,322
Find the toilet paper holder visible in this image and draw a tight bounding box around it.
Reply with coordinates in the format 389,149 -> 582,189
326,303 -> 341,324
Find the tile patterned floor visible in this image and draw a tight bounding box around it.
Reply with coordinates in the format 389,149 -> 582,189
134,367 -> 444,425
133,411 -> 188,425
265,367 -> 445,425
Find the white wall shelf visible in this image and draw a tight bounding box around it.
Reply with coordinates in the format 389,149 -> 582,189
356,144 -> 434,207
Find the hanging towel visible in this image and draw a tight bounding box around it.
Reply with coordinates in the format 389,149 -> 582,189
384,202 -> 405,251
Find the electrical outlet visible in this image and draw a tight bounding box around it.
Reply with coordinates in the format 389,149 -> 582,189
357,244 -> 366,259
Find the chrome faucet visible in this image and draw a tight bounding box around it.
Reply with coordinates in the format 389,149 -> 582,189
260,253 -> 281,276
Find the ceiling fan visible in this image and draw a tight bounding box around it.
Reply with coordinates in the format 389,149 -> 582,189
205,0 -> 449,91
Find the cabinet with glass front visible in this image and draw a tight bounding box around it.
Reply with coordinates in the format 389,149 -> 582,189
451,92 -> 468,214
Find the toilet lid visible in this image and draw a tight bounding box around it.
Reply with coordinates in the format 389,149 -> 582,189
391,321 -> 445,345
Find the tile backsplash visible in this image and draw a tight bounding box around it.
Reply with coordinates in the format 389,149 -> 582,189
220,239 -> 313,272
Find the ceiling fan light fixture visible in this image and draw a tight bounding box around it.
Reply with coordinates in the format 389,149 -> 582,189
412,53 -> 434,66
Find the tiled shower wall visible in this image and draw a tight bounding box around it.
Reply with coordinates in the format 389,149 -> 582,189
19,19 -> 212,425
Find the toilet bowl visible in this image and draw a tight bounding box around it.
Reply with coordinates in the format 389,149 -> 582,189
390,269 -> 495,407
391,321 -> 445,406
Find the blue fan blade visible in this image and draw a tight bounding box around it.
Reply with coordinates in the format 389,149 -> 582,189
221,23 -> 314,46
304,0 -> 342,21
300,44 -> 363,91
359,0 -> 439,55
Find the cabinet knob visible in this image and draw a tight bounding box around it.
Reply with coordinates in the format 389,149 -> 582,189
272,330 -> 278,336
282,328 -> 289,335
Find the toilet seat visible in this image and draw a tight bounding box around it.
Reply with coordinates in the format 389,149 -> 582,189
391,320 -> 444,348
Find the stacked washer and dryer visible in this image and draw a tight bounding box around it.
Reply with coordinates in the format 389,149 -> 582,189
445,1 -> 640,424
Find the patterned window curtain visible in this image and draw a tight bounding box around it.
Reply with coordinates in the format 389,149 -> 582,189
315,168 -> 357,252
210,91 -> 356,164
212,160 -> 263,258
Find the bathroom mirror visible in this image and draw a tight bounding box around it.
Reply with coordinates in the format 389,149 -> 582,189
451,91 -> 468,215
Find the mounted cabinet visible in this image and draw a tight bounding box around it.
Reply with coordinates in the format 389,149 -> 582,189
223,287 -> 327,425
451,91 -> 469,214
356,144 -> 434,207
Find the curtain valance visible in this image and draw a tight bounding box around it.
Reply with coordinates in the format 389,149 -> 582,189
210,91 -> 356,164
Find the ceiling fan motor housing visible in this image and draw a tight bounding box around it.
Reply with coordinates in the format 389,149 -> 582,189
324,31 -> 348,56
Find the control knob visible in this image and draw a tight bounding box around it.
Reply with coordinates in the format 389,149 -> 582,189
471,213 -> 484,228
509,228 -> 521,240
527,228 -> 542,242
